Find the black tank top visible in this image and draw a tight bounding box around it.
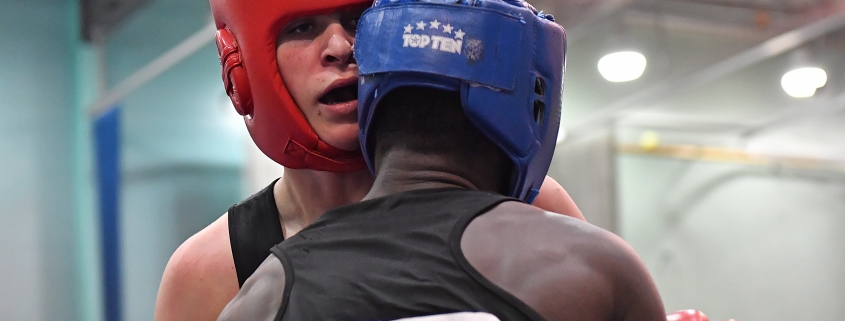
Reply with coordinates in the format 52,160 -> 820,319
228,179 -> 284,287
270,188 -> 546,321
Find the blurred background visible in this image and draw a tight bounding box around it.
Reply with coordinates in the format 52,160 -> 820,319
1,0 -> 844,320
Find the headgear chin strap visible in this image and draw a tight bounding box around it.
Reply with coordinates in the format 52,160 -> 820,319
210,0 -> 369,172
356,0 -> 566,202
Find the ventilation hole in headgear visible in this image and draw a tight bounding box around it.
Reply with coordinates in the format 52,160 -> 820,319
534,77 -> 546,96
533,100 -> 545,125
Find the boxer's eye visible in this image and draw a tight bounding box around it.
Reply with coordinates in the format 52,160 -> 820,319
288,22 -> 316,35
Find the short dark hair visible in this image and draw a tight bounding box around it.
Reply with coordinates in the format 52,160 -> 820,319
370,87 -> 513,192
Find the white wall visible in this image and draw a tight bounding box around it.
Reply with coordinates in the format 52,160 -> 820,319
618,155 -> 845,321
547,7 -> 845,320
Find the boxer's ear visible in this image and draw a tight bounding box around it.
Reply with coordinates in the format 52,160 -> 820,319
216,28 -> 254,117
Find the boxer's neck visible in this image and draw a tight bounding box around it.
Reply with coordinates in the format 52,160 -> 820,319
274,167 -> 373,238
363,148 -> 498,201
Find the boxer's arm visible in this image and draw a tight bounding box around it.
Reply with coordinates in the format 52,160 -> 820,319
217,255 -> 287,321
154,214 -> 239,321
532,175 -> 585,221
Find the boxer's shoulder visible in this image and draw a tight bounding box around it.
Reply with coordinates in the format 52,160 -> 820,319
461,202 -> 660,320
217,255 -> 287,321
532,175 -> 585,221
460,200 -> 597,282
463,200 -> 603,254
165,212 -> 235,280
154,213 -> 239,320
467,200 -> 625,253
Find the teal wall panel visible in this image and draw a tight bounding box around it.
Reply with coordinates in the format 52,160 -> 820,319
0,0 -> 80,320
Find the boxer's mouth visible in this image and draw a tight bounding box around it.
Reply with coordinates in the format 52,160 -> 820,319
319,84 -> 358,105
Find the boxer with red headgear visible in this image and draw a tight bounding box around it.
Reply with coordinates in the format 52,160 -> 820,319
154,1 -> 372,319
154,0 -> 584,319
213,0 -> 369,171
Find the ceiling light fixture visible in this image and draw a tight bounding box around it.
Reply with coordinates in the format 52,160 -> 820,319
598,51 -> 647,83
781,67 -> 827,98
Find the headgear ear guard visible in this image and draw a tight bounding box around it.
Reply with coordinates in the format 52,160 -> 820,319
210,0 -> 370,172
356,0 -> 566,202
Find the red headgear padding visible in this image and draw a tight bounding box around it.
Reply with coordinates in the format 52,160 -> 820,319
210,0 -> 369,172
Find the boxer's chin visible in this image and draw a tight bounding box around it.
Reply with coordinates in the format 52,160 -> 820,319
315,121 -> 361,152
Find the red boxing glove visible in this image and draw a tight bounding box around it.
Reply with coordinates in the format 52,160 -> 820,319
667,310 -> 709,321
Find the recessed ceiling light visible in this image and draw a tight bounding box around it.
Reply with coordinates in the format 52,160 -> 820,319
597,51 -> 647,83
781,67 -> 827,98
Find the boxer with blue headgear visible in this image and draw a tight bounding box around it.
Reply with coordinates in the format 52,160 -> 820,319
356,0 -> 565,202
217,0 -> 664,320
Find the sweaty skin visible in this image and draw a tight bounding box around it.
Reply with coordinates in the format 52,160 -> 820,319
153,11 -> 584,321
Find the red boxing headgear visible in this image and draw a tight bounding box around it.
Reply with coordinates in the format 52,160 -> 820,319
210,0 -> 369,172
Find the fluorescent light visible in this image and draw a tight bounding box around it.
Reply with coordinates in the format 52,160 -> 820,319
597,51 -> 647,82
781,67 -> 827,98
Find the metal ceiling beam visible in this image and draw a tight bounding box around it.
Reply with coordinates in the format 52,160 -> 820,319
622,10 -> 763,39
564,0 -> 640,44
613,90 -> 845,135
673,0 -> 825,14
564,0 -> 845,140
739,90 -> 845,137
88,21 -> 217,118
615,113 -> 753,132
81,0 -> 153,42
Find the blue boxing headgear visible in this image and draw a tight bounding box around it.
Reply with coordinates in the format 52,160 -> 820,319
356,0 -> 566,203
